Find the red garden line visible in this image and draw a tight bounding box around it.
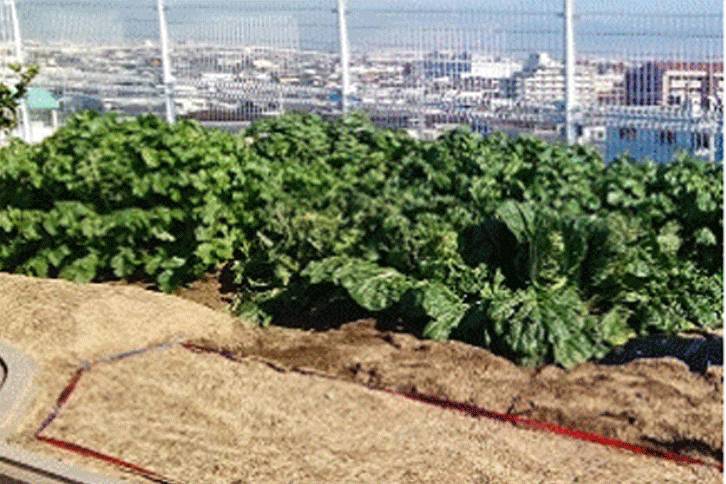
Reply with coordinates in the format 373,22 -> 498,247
183,342 -> 723,472
390,390 -> 723,472
35,435 -> 175,484
35,368 -> 85,434
34,341 -> 179,484
35,341 -> 722,484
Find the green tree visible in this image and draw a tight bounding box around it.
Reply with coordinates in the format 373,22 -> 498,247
0,63 -> 39,133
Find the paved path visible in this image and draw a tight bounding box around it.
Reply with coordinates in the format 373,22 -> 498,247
0,443 -> 123,484
0,341 -> 126,484
0,341 -> 36,439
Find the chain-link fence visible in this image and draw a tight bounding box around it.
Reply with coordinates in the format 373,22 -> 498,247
344,5 -> 567,142
18,0 -> 163,126
342,1 -> 723,161
5,0 -> 724,162
163,1 -> 341,130
576,9 -> 723,162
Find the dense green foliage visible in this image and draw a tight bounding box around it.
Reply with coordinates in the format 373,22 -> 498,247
0,113 -> 249,290
0,63 -> 39,133
0,111 -> 721,368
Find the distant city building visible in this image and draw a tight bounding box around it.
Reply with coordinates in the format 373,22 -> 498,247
509,52 -> 565,104
57,94 -> 105,115
591,72 -> 627,105
405,53 -> 522,105
578,58 -> 630,105
411,52 -> 519,78
507,52 -> 622,106
417,51 -> 472,79
605,108 -> 723,163
19,40 -> 723,164
625,61 -> 724,109
367,109 -> 413,130
457,55 -> 523,102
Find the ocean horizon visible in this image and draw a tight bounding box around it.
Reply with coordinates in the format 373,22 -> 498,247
14,0 -> 723,62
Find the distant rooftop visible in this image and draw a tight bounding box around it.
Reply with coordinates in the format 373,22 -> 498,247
641,60 -> 724,72
24,87 -> 60,110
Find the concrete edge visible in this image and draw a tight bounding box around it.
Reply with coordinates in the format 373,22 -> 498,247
0,341 -> 129,483
0,442 -> 128,484
0,340 -> 37,440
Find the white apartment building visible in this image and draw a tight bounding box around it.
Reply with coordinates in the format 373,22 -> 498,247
457,55 -> 523,101
591,72 -> 627,106
508,52 -> 623,107
468,54 -> 522,79
509,52 -> 566,104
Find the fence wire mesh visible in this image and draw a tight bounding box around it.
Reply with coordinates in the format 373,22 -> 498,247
165,0 -> 338,128
5,0 -> 725,162
19,0 -> 163,125
344,4 -> 567,142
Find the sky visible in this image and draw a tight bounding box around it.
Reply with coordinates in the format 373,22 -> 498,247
15,0 -> 723,61
348,0 -> 718,10
18,0 -> 723,11
177,0 -> 722,12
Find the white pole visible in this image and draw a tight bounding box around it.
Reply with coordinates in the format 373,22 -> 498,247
721,7 -> 725,163
157,0 -> 174,123
564,0 -> 576,145
721,0 -> 725,334
9,0 -> 29,142
708,53 -> 716,162
418,24 -> 424,138
335,0 -> 350,115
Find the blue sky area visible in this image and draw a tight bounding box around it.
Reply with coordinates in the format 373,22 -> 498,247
24,0 -> 722,12
347,0 -> 719,11
180,0 -> 722,13
18,0 -> 723,61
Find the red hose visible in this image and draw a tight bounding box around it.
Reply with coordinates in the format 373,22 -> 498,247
34,346 -> 178,483
392,389 -> 723,471
35,340 -> 722,484
55,368 -> 84,408
35,435 -> 175,484
184,342 -> 722,472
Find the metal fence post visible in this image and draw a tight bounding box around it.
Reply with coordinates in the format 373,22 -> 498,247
335,0 -> 350,116
157,0 -> 175,124
563,0 -> 576,145
9,0 -> 29,142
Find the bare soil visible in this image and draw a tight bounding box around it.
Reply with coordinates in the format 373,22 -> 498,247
0,271 -> 722,484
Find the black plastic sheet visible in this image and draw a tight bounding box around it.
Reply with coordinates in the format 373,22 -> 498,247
598,335 -> 723,374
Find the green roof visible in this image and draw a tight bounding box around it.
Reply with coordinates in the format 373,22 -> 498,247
24,87 -> 60,110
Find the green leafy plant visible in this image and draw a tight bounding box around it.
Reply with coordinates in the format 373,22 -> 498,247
0,111 -> 720,368
0,63 -> 39,133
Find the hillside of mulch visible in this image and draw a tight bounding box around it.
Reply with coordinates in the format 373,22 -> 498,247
0,271 -> 721,483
